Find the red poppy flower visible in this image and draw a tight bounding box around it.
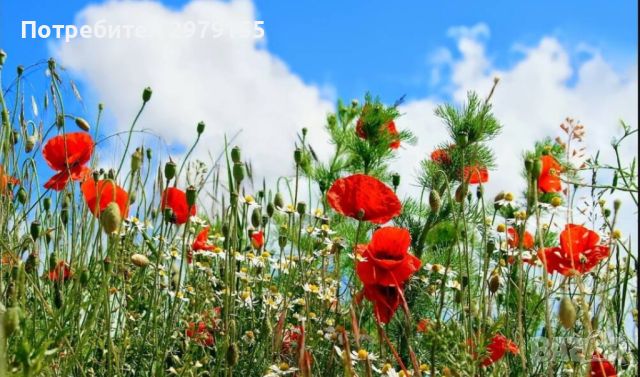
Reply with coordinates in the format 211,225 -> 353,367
42,132 -> 94,191
81,178 -> 129,219
362,284 -> 403,324
48,260 -> 73,282
327,174 -> 401,224
507,227 -> 535,249
192,227 -> 214,252
281,325 -> 303,354
356,227 -> 421,287
356,117 -> 400,150
538,224 -> 610,276
0,164 -> 19,195
430,148 -> 452,165
479,334 -> 519,366
161,187 -> 196,225
538,155 -> 562,193
251,230 -> 264,249
590,352 -> 617,377
186,322 -> 215,346
463,165 -> 489,184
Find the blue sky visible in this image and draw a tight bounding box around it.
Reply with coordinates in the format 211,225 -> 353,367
1,0 -> 637,103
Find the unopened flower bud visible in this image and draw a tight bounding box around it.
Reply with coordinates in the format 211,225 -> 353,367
532,158 -> 543,177
60,208 -> 69,226
25,136 -> 36,153
429,190 -> 441,213
613,199 -> 622,212
163,208 -> 174,223
186,186 -> 197,208
455,184 -> 468,203
476,185 -> 484,199
43,197 -> 51,212
488,274 -> 500,294
226,343 -> 239,366
251,208 -> 261,228
524,158 -> 534,173
131,253 -> 150,268
231,146 -> 241,163
142,87 -> 152,102
131,148 -> 143,172
294,148 -> 303,166
56,114 -> 64,129
297,202 -> 307,215
30,221 -> 41,241
558,296 -> 577,329
100,202 -> 122,234
266,203 -> 275,217
233,162 -> 245,183
75,117 -> 90,132
164,161 -> 176,180
274,193 -> 284,209
196,121 -> 205,135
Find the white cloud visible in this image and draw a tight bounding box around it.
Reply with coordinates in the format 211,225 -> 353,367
395,23 -> 637,237
54,0 -> 333,187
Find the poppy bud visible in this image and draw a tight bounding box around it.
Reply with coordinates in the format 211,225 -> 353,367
266,203 -> 275,217
231,146 -> 241,163
128,190 -> 137,204
163,208 -> 174,223
251,208 -> 261,228
391,173 -> 400,189
131,253 -> 150,268
278,234 -> 288,249
3,306 -> 21,335
164,161 -> 176,180
56,114 -> 64,129
226,343 -> 239,366
17,187 -> 27,204
25,253 -> 37,274
196,121 -> 205,135
221,223 -> 230,238
486,240 -> 495,255
10,130 -> 19,145
98,103 -> 104,111
613,199 -> 621,212
107,169 -> 116,180
294,148 -> 303,166
429,190 -> 441,213
603,208 -> 611,217
455,184 -> 467,203
261,215 -> 269,227
75,117 -> 90,132
274,193 -> 284,209
60,208 -> 69,226
488,274 -> 500,294
17,65 -> 24,76
131,148 -> 143,172
146,148 -> 152,161
186,186 -> 197,208
532,158 -> 542,177
30,221 -> 41,241
142,87 -> 152,102
524,158 -> 534,174
297,202 -> 307,215
43,197 -> 51,212
458,131 -> 468,147
558,296 -> 576,329
0,49 -> 6,65
233,162 -> 244,183
100,202 -> 122,234
476,185 -> 484,198
25,136 -> 36,153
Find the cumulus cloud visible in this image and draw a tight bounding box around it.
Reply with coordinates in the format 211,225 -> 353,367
394,23 -> 637,236
54,0 -> 333,186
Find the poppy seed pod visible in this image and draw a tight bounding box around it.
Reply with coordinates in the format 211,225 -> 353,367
274,192 -> 284,209
231,146 -> 241,163
233,162 -> 244,183
196,121 -> 205,135
613,199 -> 622,212
164,161 -> 176,181
75,117 -> 90,132
186,186 -> 197,208
524,158 -> 534,174
251,208 -> 261,228
16,187 -> 27,204
142,87 -> 152,102
558,296 -> 577,329
278,234 -> 288,249
429,190 -> 441,213
100,202 -> 122,234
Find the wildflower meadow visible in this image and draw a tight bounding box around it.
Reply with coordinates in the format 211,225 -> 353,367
0,52 -> 637,377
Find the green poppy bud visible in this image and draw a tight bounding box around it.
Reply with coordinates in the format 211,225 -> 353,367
60,208 -> 69,226
131,148 -> 143,172
429,190 -> 441,213
75,117 -> 90,132
56,114 -> 64,129
278,234 -> 288,249
0,49 -> 6,66
142,87 -> 152,102
294,148 -> 303,166
196,121 -> 205,135
274,192 -> 284,209
146,148 -> 152,161
233,162 -> 244,183
391,173 -> 400,189
613,199 -> 622,212
532,158 -> 543,177
297,201 -> 307,215
251,208 -> 261,228
17,65 -> 24,76
30,221 -> 41,241
131,254 -> 150,268
558,297 -> 576,329
266,203 -> 275,218
25,136 -> 36,153
43,197 -> 51,212
186,185 -> 197,208
164,161 -> 177,181
524,158 -> 534,174
100,202 -> 122,234
231,146 -> 241,163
